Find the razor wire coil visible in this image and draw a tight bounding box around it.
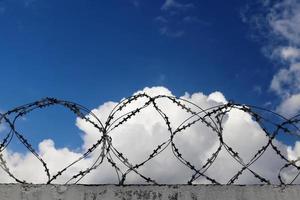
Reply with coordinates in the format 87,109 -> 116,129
0,95 -> 299,185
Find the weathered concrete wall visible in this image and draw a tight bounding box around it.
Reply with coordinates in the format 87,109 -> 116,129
0,184 -> 299,200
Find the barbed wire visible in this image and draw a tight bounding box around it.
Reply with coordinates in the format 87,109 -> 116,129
0,95 -> 299,185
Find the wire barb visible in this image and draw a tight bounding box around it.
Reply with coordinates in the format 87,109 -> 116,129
0,95 -> 299,185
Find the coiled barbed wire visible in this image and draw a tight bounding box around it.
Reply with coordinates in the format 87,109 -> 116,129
0,95 -> 299,185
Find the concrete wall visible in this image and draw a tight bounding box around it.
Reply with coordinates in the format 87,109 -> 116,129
0,184 -> 299,200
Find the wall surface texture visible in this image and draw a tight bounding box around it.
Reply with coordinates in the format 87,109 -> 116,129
0,184 -> 299,200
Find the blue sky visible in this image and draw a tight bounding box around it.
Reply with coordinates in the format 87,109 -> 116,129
1,0 -> 300,184
0,0 -> 276,108
0,0 -> 299,150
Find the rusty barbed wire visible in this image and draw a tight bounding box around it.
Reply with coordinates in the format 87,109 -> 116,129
0,95 -> 299,185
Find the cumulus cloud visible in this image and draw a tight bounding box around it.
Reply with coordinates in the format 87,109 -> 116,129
0,139 -> 90,183
0,86 -> 299,184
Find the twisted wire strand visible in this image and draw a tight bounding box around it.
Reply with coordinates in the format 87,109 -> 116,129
0,95 -> 299,185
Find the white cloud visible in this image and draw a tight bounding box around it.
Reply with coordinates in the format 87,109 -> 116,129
276,93 -> 300,118
161,0 -> 194,11
129,0 -> 140,8
280,47 -> 300,61
287,142 -> 300,161
159,26 -> 185,38
0,139 -> 90,183
182,16 -> 210,26
241,1 -> 300,116
270,63 -> 300,97
156,1 -> 205,38
155,16 -> 168,23
245,0 -> 300,117
0,86 -> 300,184
207,91 -> 227,104
268,0 -> 300,45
